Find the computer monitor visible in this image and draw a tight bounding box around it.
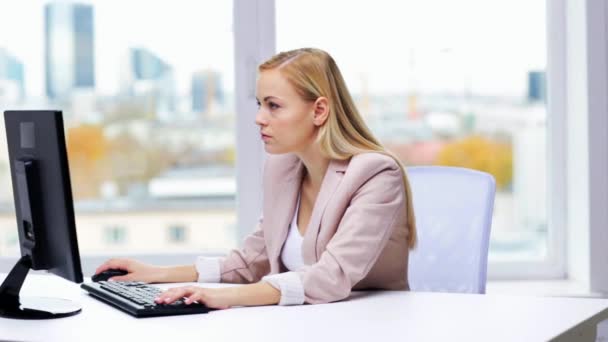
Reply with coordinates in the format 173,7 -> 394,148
0,110 -> 83,319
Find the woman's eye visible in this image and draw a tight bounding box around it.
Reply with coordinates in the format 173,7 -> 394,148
269,102 -> 279,109
256,101 -> 261,108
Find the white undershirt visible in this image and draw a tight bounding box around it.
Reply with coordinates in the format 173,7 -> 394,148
281,193 -> 305,271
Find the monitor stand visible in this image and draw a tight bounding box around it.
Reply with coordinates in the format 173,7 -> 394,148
0,255 -> 81,319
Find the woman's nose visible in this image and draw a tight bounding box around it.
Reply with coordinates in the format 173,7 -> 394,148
255,108 -> 267,126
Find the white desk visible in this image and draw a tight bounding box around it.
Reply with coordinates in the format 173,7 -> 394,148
1,274 -> 608,342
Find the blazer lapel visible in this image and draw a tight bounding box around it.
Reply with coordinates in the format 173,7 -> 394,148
302,158 -> 349,263
267,158 -> 304,260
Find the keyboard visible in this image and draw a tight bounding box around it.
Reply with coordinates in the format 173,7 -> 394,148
81,281 -> 213,318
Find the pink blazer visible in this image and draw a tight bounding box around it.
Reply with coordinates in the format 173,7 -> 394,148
219,152 -> 410,304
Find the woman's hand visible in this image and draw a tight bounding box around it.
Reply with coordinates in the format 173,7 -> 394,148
94,258 -> 167,283
155,286 -> 237,310
155,282 -> 282,309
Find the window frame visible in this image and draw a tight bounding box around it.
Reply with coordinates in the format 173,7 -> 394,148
564,0 -> 608,292
486,0 -> 568,280
266,0 -> 608,280
267,0 -> 568,279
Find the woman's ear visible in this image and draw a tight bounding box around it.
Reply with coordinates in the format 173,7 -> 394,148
312,97 -> 329,126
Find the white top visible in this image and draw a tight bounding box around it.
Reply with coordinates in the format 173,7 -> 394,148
194,193 -> 307,305
281,192 -> 305,271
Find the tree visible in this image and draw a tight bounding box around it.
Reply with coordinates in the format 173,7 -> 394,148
66,125 -> 108,199
105,132 -> 174,196
435,135 -> 513,190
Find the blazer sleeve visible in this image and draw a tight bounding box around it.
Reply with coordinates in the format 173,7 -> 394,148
262,162 -> 406,305
196,215 -> 270,284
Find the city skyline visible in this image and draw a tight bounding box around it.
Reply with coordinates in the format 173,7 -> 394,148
0,0 -> 544,100
0,0 -> 233,98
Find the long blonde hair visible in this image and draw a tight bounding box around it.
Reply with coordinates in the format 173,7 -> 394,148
259,48 -> 417,249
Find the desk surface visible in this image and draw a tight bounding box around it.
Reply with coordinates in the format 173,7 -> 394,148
1,273 -> 608,342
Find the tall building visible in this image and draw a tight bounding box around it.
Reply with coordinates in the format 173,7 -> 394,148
45,2 -> 95,100
0,48 -> 25,101
191,70 -> 223,115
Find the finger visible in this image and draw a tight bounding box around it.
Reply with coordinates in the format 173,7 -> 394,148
94,261 -> 112,275
95,259 -> 126,274
108,274 -> 132,282
168,287 -> 200,303
184,292 -> 203,304
156,287 -> 192,304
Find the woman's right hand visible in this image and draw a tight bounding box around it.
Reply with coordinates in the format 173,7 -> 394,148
94,258 -> 167,283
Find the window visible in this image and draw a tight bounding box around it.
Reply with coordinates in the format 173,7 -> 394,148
0,1 -> 237,259
0,1 -> 571,281
104,226 -> 127,245
168,225 -> 187,243
276,0 -> 557,276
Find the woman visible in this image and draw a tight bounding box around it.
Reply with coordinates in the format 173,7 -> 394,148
95,48 -> 417,309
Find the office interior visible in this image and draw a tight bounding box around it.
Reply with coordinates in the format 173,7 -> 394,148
0,0 -> 607,301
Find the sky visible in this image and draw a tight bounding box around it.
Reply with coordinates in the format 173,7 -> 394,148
0,0 -> 546,99
276,0 -> 547,96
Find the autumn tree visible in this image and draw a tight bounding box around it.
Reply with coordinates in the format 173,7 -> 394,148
435,135 -> 513,190
105,132 -> 174,196
66,125 -> 108,199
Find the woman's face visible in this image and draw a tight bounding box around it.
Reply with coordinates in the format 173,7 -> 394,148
255,69 -> 321,155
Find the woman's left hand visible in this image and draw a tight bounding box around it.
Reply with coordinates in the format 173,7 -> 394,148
155,286 -> 237,310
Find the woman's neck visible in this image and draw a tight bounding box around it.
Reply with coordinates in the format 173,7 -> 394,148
296,145 -> 330,190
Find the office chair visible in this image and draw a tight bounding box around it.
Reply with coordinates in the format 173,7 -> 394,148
406,166 -> 496,294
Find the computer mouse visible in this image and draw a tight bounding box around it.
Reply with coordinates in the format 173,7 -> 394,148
92,269 -> 128,282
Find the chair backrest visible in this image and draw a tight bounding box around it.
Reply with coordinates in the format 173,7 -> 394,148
406,166 -> 496,294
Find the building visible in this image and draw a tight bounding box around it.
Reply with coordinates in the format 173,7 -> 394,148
121,47 -> 175,120
0,164 -> 238,256
0,48 -> 25,102
191,70 -> 224,117
129,48 -> 171,81
44,2 -> 96,101
527,70 -> 546,103
0,196 -> 237,256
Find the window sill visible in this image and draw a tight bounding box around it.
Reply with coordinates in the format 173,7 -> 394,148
486,279 -> 606,298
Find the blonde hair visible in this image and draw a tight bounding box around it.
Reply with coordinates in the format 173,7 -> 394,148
259,48 -> 417,249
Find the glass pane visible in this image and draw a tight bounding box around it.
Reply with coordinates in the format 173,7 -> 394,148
276,0 -> 548,263
0,0 -> 237,257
